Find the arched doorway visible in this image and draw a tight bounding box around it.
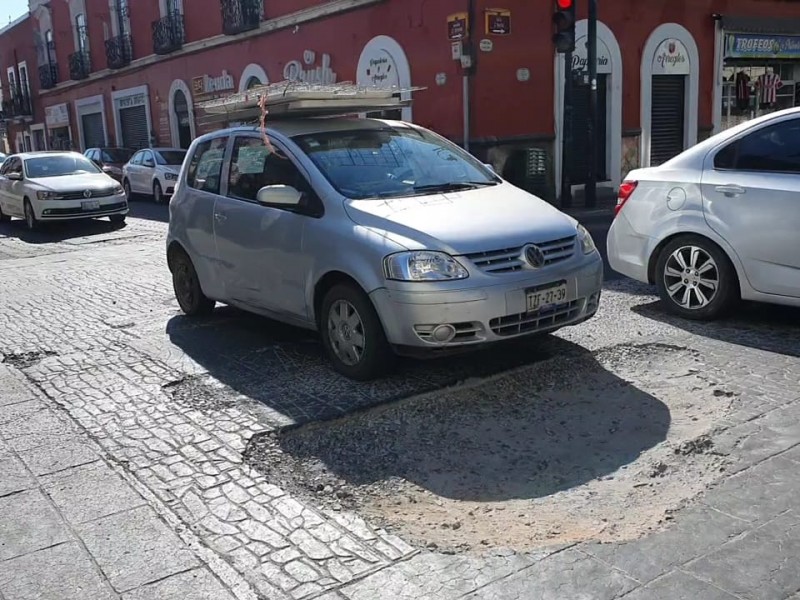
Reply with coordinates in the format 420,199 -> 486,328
238,63 -> 269,92
357,35 -> 413,122
173,89 -> 191,149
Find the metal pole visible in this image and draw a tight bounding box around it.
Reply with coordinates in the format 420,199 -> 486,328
586,0 -> 597,208
463,74 -> 470,153
561,50 -> 573,209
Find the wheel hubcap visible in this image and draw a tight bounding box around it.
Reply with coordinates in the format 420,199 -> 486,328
328,300 -> 365,366
664,246 -> 719,309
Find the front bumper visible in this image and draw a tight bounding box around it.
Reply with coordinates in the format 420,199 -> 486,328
34,194 -> 129,220
370,253 -> 603,352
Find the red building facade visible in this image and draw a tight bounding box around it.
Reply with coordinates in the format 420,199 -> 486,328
2,0 -> 800,202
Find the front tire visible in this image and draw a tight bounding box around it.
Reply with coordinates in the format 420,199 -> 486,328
123,179 -> 134,201
320,283 -> 395,380
109,214 -> 126,224
655,235 -> 738,321
153,181 -> 165,205
0,203 -> 10,223
23,199 -> 38,231
171,250 -> 215,316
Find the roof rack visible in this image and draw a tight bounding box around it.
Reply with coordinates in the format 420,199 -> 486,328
194,81 -> 423,126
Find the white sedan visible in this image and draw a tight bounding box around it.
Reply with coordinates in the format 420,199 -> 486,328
608,106 -> 800,320
0,151 -> 128,230
122,147 -> 187,204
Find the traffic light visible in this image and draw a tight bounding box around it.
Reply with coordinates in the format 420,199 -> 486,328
553,0 -> 576,53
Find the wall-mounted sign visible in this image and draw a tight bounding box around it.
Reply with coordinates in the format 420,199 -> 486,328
571,36 -> 612,74
447,12 -> 469,41
516,68 -> 530,82
725,33 -> 800,59
479,39 -> 494,52
284,52 -> 337,84
485,8 -> 510,36
117,93 -> 146,110
451,41 -> 463,60
358,50 -> 399,88
435,73 -> 447,86
192,70 -> 235,96
45,103 -> 70,127
652,38 -> 690,75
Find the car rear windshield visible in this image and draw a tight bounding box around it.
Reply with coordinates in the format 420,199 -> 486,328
292,126 -> 499,200
155,150 -> 187,166
25,155 -> 101,178
102,148 -> 135,163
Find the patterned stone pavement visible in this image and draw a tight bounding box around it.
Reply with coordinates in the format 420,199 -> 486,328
2,205 -> 800,599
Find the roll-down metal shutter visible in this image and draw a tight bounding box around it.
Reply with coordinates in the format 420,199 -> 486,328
119,105 -> 149,149
568,74 -> 608,184
650,75 -> 685,166
81,112 -> 105,148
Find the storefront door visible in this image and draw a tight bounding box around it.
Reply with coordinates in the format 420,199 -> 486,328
81,112 -> 105,148
650,75 -> 686,165
568,74 -> 608,184
119,105 -> 149,149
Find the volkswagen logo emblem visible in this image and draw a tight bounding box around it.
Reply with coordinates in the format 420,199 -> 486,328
83,189 -> 93,199
523,244 -> 546,268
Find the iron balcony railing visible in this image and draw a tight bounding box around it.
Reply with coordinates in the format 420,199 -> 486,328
38,63 -> 58,90
105,33 -> 133,69
220,0 -> 262,35
68,50 -> 91,80
152,12 -> 185,54
1,84 -> 33,119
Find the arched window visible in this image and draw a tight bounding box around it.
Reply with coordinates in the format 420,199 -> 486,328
173,88 -> 191,149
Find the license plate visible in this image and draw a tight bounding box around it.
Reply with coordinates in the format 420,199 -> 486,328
81,200 -> 100,210
526,283 -> 568,312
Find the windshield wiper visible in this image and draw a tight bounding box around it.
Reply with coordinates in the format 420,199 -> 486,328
412,181 -> 497,193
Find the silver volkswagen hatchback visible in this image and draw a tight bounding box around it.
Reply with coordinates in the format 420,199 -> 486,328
167,119 -> 603,379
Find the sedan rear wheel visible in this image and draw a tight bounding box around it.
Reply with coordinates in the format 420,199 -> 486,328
655,235 -> 738,320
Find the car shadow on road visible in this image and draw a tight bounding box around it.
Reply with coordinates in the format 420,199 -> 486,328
250,345 -> 671,502
127,201 -> 168,223
632,300 -> 800,357
165,306 -> 590,425
0,217 -> 126,243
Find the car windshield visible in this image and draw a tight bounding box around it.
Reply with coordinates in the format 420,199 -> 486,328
25,155 -> 101,178
155,150 -> 187,166
292,126 -> 500,199
102,148 -> 134,163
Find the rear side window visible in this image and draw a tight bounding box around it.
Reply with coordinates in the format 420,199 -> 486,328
187,137 -> 228,194
715,118 -> 800,173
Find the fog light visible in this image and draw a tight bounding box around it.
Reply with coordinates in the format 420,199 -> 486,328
431,324 -> 456,343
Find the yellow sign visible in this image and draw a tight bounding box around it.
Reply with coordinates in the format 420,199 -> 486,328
485,8 -> 511,36
447,12 -> 469,41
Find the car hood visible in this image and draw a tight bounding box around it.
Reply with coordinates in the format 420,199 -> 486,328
344,183 -> 577,255
28,172 -> 118,191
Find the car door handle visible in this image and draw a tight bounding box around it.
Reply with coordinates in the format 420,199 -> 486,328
715,185 -> 746,197
214,212 -> 227,222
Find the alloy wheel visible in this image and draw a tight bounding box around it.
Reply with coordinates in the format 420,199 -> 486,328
327,299 -> 366,366
663,245 -> 719,310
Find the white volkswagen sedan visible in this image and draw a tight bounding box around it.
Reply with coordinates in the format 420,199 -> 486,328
608,107 -> 800,320
0,152 -> 128,230
122,147 -> 187,204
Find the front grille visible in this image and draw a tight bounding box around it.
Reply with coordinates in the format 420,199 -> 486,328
43,201 -> 127,217
490,299 -> 582,337
465,235 -> 577,274
56,187 -> 120,201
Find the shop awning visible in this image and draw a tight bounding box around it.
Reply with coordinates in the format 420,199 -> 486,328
721,15 -> 800,34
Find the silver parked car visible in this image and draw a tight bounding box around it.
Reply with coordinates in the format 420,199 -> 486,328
167,119 -> 603,379
608,106 -> 800,320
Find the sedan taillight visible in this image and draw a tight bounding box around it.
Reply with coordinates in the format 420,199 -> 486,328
614,181 -> 638,217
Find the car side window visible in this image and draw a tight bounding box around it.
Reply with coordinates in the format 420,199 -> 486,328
0,158 -> 9,175
101,151 -> 113,163
8,158 -> 22,175
227,136 -> 319,214
130,152 -> 142,166
187,137 -> 228,194
716,119 -> 800,173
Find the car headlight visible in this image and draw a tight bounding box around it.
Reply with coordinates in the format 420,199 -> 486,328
384,251 -> 469,282
577,224 -> 596,255
164,172 -> 178,181
36,191 -> 62,200
112,184 -> 125,195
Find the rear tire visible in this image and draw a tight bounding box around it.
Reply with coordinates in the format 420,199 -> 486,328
171,249 -> 215,317
320,283 -> 395,380
655,235 -> 739,321
23,199 -> 38,231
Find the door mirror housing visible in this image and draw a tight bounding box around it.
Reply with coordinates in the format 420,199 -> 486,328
256,184 -> 303,207
143,159 -> 155,168
7,172 -> 22,181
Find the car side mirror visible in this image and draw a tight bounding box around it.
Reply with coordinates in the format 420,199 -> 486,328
144,159 -> 155,167
256,184 -> 303,207
7,172 -> 22,181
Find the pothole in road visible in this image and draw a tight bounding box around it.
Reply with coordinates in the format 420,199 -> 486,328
2,350 -> 58,369
245,343 -> 735,554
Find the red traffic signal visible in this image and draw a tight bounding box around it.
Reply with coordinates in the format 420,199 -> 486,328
557,0 -> 573,8
553,0 -> 576,53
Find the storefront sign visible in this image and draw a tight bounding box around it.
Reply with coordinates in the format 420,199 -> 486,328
485,8 -> 510,36
725,33 -> 800,59
571,36 -> 612,74
652,38 -> 690,75
479,39 -> 494,52
117,93 -> 146,110
447,12 -> 469,41
284,52 -> 337,84
191,70 -> 235,96
358,51 -> 399,88
45,103 -> 70,128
